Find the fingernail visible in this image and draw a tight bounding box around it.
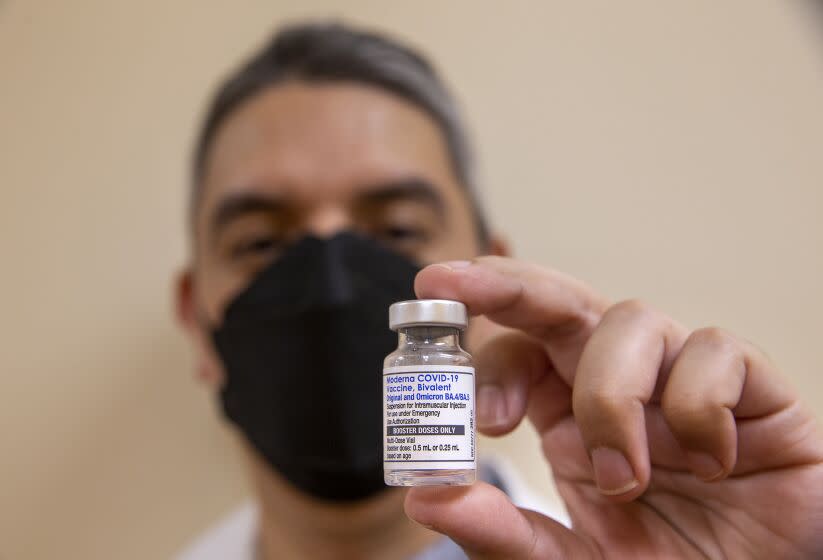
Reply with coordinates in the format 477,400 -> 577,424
439,260 -> 472,270
591,447 -> 639,496
686,451 -> 725,482
477,384 -> 507,428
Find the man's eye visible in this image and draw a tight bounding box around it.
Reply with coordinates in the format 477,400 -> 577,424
379,225 -> 428,242
230,236 -> 282,258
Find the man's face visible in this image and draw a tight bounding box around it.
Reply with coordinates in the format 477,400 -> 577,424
181,81 -> 488,384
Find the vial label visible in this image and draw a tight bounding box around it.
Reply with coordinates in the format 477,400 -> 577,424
383,364 -> 475,470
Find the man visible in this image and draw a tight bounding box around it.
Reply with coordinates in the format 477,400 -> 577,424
176,22 -> 823,559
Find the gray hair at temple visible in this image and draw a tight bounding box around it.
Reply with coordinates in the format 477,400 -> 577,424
190,21 -> 490,246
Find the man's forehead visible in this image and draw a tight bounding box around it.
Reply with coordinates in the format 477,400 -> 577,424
198,81 -> 456,218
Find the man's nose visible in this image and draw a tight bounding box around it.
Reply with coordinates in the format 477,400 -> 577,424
303,205 -> 352,238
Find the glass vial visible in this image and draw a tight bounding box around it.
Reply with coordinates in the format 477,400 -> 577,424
383,299 -> 476,486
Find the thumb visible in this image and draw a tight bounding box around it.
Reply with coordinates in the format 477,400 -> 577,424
404,482 -> 595,559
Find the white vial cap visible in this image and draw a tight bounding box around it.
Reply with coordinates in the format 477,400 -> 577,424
389,299 -> 468,331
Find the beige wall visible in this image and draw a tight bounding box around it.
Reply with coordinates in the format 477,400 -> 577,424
1,1 -> 821,558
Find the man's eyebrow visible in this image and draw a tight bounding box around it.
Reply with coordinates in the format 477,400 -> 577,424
357,178 -> 446,216
210,192 -> 286,234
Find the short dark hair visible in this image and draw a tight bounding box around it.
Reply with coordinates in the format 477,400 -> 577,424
191,21 -> 490,246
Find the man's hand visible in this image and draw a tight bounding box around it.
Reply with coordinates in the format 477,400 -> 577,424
404,257 -> 823,559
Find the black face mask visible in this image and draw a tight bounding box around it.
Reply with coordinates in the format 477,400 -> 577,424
211,233 -> 418,502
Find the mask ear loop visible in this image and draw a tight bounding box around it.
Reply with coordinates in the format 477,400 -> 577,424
197,268 -> 260,332
195,301 -> 219,332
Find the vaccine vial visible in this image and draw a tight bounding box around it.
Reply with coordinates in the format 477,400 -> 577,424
383,299 -> 476,486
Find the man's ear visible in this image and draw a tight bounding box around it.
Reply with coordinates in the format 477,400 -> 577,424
175,267 -> 198,333
174,267 -> 225,387
465,234 -> 513,352
485,234 -> 511,258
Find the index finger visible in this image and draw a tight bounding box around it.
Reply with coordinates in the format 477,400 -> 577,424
415,257 -> 609,377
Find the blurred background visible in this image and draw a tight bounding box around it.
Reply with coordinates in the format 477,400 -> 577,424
1,1 -> 822,558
